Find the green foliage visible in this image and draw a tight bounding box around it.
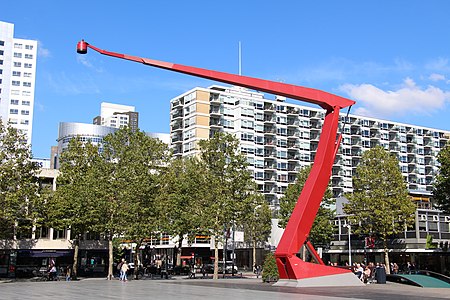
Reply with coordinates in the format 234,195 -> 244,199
198,132 -> 256,237
157,157 -> 209,246
344,146 -> 415,255
197,132 -> 261,278
434,141 -> 450,213
261,252 -> 279,282
100,127 -> 170,242
0,120 -> 39,239
242,193 -> 272,246
426,234 -> 437,249
48,138 -> 103,236
278,165 -> 335,246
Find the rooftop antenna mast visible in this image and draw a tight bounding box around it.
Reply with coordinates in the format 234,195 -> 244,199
239,41 -> 242,76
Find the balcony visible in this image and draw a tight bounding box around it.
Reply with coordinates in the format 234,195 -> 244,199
264,103 -> 275,111
264,115 -> 276,123
209,94 -> 221,103
210,108 -> 221,116
287,107 -> 299,115
171,122 -> 183,132
210,120 -> 223,128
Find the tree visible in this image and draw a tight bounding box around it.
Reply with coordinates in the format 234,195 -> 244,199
241,193 -> 272,269
98,127 -> 169,279
278,165 -> 335,247
344,146 -> 415,274
157,157 -> 208,267
434,141 -> 450,213
0,120 -> 39,240
261,252 -> 278,282
197,132 -> 256,279
47,138 -> 104,279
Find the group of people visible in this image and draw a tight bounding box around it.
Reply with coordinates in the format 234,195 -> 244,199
353,262 -> 387,284
46,262 -> 72,281
117,258 -> 130,281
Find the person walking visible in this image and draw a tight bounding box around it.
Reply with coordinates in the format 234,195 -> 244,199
117,258 -> 124,280
120,260 -> 129,282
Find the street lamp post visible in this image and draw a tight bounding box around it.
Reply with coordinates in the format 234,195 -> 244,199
344,223 -> 352,266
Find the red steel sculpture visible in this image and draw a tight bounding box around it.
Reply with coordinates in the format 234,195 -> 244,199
76,40 -> 362,286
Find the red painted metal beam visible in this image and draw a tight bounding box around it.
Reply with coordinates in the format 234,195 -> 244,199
76,40 -> 355,281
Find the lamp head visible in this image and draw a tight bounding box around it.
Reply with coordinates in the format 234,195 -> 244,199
76,40 -> 88,54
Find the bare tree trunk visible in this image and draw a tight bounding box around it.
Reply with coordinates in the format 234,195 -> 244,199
176,238 -> 183,266
252,241 -> 256,269
72,237 -> 79,280
108,238 -> 113,280
213,240 -> 219,280
384,243 -> 391,274
134,241 -> 141,279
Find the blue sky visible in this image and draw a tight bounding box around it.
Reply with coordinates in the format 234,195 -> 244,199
3,1 -> 450,158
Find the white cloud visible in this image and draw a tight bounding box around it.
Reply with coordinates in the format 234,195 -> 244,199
429,73 -> 446,82
425,58 -> 450,72
339,78 -> 450,118
37,40 -> 51,58
76,55 -> 103,73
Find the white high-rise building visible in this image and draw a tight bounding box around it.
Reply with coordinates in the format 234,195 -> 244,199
169,85 -> 450,208
0,21 -> 38,145
93,102 -> 139,132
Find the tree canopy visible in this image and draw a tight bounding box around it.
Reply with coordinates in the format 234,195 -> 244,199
434,141 -> 450,213
344,146 -> 415,273
0,120 -> 39,239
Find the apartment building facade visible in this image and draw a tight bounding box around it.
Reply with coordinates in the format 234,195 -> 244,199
0,21 -> 37,145
169,85 -> 450,208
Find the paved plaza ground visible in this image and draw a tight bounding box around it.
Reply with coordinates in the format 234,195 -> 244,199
1,276 -> 449,300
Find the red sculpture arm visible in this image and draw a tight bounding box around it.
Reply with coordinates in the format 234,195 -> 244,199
77,40 -> 355,281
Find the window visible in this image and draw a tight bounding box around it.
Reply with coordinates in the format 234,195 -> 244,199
276,150 -> 287,159
53,229 -> 66,239
241,120 -> 254,129
184,128 -> 195,140
277,162 -> 287,170
277,116 -> 287,124
277,127 -> 287,136
254,171 -> 264,180
14,52 -> 22,58
255,159 -> 264,168
241,132 -> 254,141
223,119 -> 234,129
184,103 -> 196,115
255,135 -> 264,144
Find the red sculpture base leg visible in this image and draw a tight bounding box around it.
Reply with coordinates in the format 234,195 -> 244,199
275,256 -> 363,287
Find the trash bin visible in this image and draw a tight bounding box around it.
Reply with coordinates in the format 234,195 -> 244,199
375,266 -> 386,284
